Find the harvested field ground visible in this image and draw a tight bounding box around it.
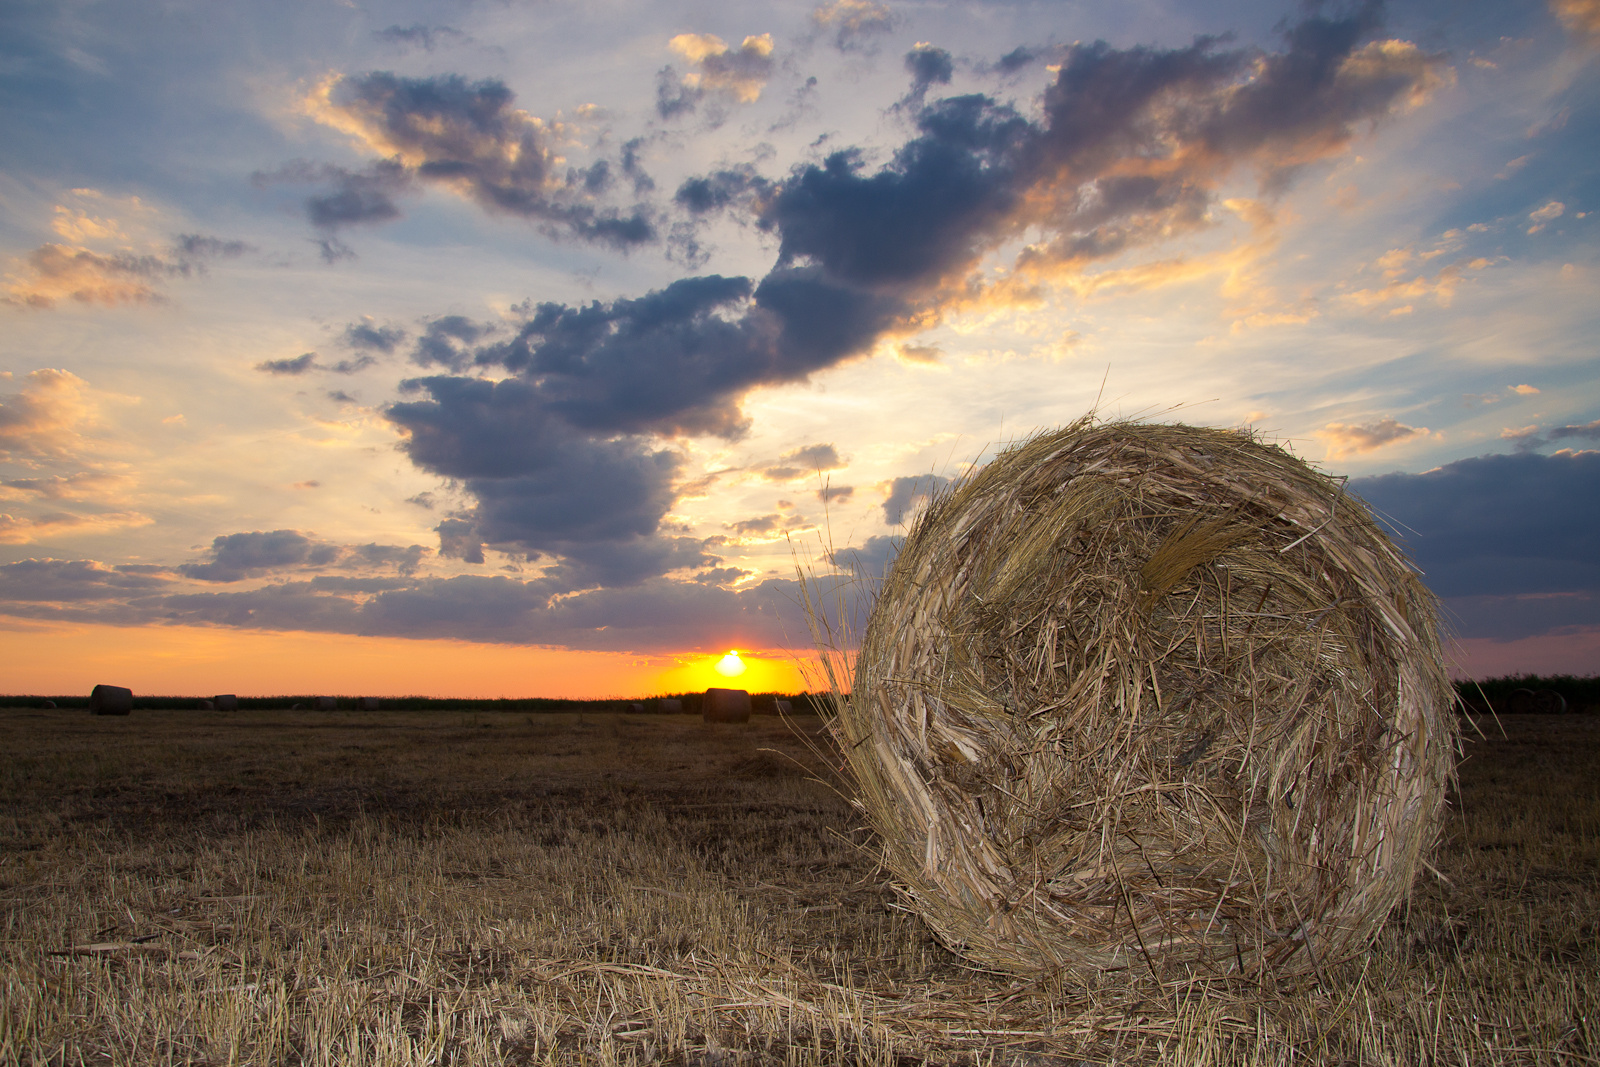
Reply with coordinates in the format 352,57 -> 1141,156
0,707 -> 1596,1065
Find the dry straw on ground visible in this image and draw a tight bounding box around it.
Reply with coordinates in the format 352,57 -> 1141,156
831,418 -> 1458,982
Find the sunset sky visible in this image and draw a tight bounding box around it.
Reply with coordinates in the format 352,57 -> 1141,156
2,0 -> 1597,697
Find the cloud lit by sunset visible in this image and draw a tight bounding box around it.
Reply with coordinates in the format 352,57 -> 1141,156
1,0 -> 1597,695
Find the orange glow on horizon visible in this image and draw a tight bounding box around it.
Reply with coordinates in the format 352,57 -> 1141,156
654,649 -> 812,695
0,621 -> 817,700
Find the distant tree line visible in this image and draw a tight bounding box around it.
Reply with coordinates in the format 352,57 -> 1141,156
5,691 -> 831,714
1454,674 -> 1600,714
11,680 -> 1595,714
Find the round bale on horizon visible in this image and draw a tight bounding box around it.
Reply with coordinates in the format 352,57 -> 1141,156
89,685 -> 133,716
703,688 -> 751,723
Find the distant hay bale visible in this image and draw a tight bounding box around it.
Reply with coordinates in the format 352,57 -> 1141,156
88,685 -> 133,716
315,696 -> 337,711
660,698 -> 684,713
776,699 -> 794,715
629,702 -> 646,713
199,699 -> 215,710
41,700 -> 56,709
835,419 -> 1457,981
213,694 -> 239,712
1537,690 -> 1569,714
358,697 -> 381,710
703,688 -> 752,723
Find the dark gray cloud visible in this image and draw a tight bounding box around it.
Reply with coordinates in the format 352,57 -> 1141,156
0,558 -> 172,601
178,530 -> 427,583
882,473 -> 951,524
304,159 -> 411,229
388,375 -> 704,585
905,43 -> 955,95
656,67 -> 700,120
344,322 -> 406,353
374,24 -> 464,51
147,573 -> 828,652
761,443 -> 843,481
411,315 -> 491,371
252,159 -> 412,260
817,484 -> 854,503
1351,449 -> 1600,640
172,234 -> 251,264
255,351 -> 375,376
256,352 -> 317,376
727,514 -> 784,535
0,552 -> 865,655
327,355 -> 375,375
993,46 -> 1040,74
674,165 -> 773,215
180,529 -> 342,582
378,7 -> 1441,596
1352,450 -> 1600,599
1506,418 -> 1600,451
828,533 -> 901,579
321,73 -> 655,247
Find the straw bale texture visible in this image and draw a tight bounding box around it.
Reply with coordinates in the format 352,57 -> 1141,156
836,420 -> 1456,981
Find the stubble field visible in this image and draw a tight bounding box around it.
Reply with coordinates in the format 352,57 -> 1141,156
0,706 -> 1596,1065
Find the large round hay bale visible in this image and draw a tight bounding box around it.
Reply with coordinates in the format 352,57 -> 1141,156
89,685 -> 133,716
838,420 -> 1457,981
213,694 -> 239,712
659,698 -> 684,713
1533,689 -> 1567,714
703,688 -> 751,723
315,696 -> 338,711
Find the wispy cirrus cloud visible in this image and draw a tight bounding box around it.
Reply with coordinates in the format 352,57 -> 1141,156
2,234 -> 248,309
